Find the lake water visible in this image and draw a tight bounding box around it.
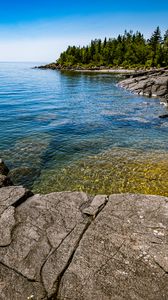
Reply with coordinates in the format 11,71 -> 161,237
0,62 -> 168,195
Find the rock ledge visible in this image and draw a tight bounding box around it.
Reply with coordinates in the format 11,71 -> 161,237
0,161 -> 168,300
119,69 -> 168,105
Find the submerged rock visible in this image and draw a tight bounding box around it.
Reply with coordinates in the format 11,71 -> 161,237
0,159 -> 9,176
0,174 -> 13,188
159,114 -> 168,118
0,160 -> 13,187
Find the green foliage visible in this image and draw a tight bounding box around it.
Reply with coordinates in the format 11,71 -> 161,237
57,27 -> 168,68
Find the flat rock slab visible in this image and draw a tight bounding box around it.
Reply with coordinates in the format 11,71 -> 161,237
0,206 -> 15,246
0,190 -> 168,300
57,194 -> 168,300
0,190 -> 93,299
0,186 -> 32,214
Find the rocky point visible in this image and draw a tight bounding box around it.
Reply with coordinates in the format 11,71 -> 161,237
119,68 -> 168,105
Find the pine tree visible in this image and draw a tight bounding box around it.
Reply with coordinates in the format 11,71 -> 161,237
149,26 -> 162,66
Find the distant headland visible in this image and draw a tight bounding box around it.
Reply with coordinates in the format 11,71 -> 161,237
36,27 -> 168,106
37,27 -> 168,71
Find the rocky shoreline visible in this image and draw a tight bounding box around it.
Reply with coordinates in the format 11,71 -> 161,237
36,63 -> 168,105
36,63 -> 139,74
119,68 -> 168,105
0,159 -> 168,299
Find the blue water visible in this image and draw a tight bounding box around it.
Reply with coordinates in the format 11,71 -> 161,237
0,62 -> 168,189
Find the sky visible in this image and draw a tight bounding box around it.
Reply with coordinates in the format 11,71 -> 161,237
0,0 -> 168,62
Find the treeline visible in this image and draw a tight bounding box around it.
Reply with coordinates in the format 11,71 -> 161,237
57,27 -> 168,68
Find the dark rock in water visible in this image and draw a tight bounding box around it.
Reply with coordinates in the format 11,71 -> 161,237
0,160 -> 13,187
159,114 -> 168,118
0,159 -> 9,176
0,174 -> 13,188
9,166 -> 40,189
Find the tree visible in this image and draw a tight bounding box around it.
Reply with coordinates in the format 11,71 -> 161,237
103,37 -> 107,48
149,26 -> 162,66
163,29 -> 168,66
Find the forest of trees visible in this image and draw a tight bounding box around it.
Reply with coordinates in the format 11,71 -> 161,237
57,27 -> 168,69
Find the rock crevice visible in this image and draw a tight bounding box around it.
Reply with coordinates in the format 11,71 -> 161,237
0,160 -> 168,299
49,195 -> 109,300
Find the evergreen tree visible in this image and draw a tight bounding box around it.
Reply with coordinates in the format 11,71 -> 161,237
149,26 -> 162,66
163,29 -> 168,66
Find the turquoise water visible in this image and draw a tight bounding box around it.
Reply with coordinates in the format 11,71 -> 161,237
0,62 -> 168,193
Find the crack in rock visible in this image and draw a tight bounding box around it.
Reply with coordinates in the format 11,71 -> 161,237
48,196 -> 109,299
0,206 -> 16,246
0,261 -> 38,283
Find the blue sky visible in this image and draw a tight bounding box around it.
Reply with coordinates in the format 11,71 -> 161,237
0,0 -> 168,61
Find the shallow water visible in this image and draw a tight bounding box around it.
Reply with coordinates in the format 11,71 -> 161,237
0,62 -> 168,195
33,148 -> 168,196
